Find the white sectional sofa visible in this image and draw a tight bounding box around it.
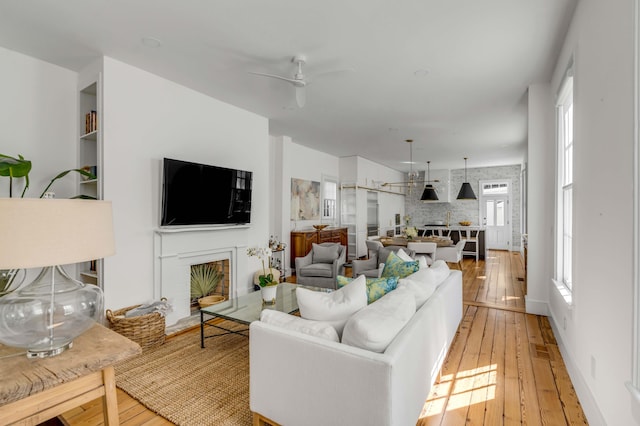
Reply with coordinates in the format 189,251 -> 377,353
249,262 -> 463,426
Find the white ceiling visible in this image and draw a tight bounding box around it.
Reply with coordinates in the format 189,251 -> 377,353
0,0 -> 576,173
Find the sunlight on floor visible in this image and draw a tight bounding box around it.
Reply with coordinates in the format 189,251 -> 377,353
501,295 -> 521,301
419,364 -> 497,418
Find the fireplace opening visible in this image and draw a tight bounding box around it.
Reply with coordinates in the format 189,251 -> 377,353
190,259 -> 230,314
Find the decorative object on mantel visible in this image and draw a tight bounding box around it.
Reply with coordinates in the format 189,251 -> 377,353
456,157 -> 477,200
247,246 -> 279,304
0,198 -> 115,358
421,160 -> 439,201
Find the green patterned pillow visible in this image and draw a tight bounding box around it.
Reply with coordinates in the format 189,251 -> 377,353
381,251 -> 419,279
337,275 -> 398,304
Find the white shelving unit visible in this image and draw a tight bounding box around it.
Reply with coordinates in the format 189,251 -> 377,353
77,76 -> 104,287
340,185 -> 357,260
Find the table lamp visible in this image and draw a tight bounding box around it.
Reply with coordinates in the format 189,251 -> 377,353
0,199 -> 115,358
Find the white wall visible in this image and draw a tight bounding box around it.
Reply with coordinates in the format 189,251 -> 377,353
0,47 -> 77,199
533,1 -> 636,424
99,57 -> 269,311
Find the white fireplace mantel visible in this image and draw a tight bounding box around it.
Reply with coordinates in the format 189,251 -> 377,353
153,225 -> 250,325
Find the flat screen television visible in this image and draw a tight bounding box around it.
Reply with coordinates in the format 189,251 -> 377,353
160,158 -> 252,227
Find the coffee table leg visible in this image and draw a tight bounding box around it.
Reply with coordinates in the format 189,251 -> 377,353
200,310 -> 205,348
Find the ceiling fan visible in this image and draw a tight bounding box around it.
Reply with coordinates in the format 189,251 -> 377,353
248,54 -> 351,108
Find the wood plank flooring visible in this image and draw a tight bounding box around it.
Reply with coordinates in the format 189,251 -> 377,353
52,250 -> 587,426
418,251 -> 588,425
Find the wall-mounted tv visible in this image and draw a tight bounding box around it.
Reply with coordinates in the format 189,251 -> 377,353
160,158 -> 252,227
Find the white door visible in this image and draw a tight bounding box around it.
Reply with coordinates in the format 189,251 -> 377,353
480,181 -> 511,250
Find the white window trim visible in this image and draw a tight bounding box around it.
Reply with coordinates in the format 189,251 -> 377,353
554,64 -> 574,301
628,0 -> 640,403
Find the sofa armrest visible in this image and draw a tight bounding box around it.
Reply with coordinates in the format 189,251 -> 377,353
250,322 -> 393,426
352,256 -> 377,277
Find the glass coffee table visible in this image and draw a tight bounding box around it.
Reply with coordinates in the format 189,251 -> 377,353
200,283 -> 328,348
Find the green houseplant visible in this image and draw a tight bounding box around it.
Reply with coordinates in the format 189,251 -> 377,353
0,153 -> 97,296
190,263 -> 224,308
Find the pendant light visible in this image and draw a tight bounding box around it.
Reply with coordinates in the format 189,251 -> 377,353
456,157 -> 477,200
406,139 -> 419,194
420,161 -> 439,201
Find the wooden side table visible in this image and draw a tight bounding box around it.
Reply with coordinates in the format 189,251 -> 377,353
0,323 -> 141,425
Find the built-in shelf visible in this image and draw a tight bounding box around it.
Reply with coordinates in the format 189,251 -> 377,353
80,130 -> 98,141
156,224 -> 251,234
80,271 -> 98,279
79,179 -> 98,185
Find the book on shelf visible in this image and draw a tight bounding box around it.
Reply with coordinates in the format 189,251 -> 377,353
84,110 -> 98,134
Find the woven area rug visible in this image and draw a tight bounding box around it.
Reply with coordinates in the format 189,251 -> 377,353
114,321 -> 251,425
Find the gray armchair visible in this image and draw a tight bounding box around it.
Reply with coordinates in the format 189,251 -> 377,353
295,243 -> 346,290
351,245 -> 416,278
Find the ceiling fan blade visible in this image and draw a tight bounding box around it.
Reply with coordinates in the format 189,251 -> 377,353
295,85 -> 306,108
308,68 -> 355,83
248,71 -> 299,85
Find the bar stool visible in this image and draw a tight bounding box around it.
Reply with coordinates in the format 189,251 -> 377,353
458,228 -> 478,261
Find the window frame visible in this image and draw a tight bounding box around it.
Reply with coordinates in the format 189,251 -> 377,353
555,70 -> 574,295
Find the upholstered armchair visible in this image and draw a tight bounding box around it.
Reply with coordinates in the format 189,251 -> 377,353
351,245 -> 416,278
295,243 -> 346,290
435,239 -> 466,269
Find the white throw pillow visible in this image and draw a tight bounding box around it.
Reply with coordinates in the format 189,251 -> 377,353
416,255 -> 428,269
429,260 -> 450,286
341,288 -> 416,353
396,248 -> 413,262
260,310 -> 339,342
296,274 -> 367,337
397,278 -> 438,308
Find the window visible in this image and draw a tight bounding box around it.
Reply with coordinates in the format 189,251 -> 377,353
322,177 -> 337,223
556,72 -> 574,292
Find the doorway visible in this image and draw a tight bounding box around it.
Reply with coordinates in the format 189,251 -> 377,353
480,181 -> 512,250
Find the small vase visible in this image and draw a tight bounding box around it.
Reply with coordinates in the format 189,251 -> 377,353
261,284 -> 278,305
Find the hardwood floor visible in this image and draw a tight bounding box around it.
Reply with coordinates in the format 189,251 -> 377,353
418,251 -> 588,425
54,250 -> 587,426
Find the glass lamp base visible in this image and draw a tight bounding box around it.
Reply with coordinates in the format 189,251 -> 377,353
27,341 -> 73,359
0,265 -> 103,358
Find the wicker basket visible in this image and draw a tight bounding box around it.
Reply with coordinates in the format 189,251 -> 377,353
198,295 -> 225,308
106,299 -> 166,350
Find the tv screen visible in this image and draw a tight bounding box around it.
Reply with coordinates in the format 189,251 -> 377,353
160,158 -> 252,227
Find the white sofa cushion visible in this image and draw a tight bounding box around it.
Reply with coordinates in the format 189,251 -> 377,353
341,288 -> 416,353
404,260 -> 450,287
296,274 -> 367,336
397,278 -> 437,308
260,310 -> 339,342
396,248 -> 413,262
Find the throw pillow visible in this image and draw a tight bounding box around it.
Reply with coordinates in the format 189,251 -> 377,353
260,309 -> 339,342
395,248 -> 413,262
312,243 -> 340,264
397,278 -> 438,308
342,288 -> 416,353
337,275 -> 399,304
381,251 -> 419,279
296,274 -> 367,337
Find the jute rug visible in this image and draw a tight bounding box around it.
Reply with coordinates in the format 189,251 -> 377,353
114,321 -> 252,425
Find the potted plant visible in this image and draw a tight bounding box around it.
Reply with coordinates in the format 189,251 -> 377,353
247,246 -> 279,304
190,263 -> 224,308
0,153 -> 97,297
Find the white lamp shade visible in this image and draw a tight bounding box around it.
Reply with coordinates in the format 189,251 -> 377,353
0,198 -> 115,269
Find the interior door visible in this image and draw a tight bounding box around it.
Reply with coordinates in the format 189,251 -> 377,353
482,195 -> 511,250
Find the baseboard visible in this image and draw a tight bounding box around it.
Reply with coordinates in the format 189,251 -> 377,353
524,296 -> 549,316
548,315 -> 607,426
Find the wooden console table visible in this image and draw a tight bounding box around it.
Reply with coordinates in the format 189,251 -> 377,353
290,227 -> 348,265
0,323 -> 141,425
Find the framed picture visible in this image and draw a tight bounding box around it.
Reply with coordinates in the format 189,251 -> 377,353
291,178 -> 321,220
